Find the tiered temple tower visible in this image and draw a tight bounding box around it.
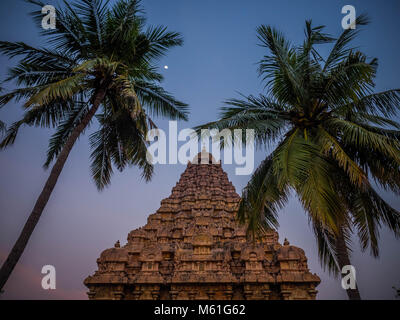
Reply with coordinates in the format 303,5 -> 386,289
84,150 -> 320,300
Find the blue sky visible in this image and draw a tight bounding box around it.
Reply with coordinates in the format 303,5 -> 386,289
0,0 -> 399,299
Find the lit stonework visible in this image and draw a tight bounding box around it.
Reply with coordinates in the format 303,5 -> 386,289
84,151 -> 320,300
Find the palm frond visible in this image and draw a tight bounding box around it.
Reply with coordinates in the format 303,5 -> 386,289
0,41 -> 76,65
317,125 -> 368,187
0,98 -> 76,149
346,183 -> 400,256
24,73 -> 86,107
0,120 -> 24,149
145,25 -> 184,60
90,106 -> 153,190
335,89 -> 400,118
238,154 -> 289,236
323,51 -> 377,109
73,0 -> 110,48
89,116 -> 113,190
323,14 -> 370,72
25,0 -> 89,56
195,94 -> 288,148
135,81 -> 189,120
257,25 -> 302,105
44,101 -> 89,167
311,221 -> 340,275
324,118 -> 400,164
0,86 -> 43,108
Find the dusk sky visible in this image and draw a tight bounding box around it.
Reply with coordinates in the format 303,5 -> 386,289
0,0 -> 399,299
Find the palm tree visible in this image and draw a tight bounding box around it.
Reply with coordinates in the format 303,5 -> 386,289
198,16 -> 400,300
0,0 -> 188,291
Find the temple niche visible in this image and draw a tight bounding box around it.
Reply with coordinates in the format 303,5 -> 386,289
84,150 -> 320,300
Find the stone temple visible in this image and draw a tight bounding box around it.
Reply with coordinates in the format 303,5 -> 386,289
84,150 -> 320,300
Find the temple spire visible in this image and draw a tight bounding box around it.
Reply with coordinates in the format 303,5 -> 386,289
84,154 -> 320,300
191,145 -> 217,164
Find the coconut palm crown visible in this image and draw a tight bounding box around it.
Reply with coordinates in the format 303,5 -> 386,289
198,16 -> 400,299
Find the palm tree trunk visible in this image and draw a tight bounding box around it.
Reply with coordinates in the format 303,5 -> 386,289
0,86 -> 108,292
335,228 -> 361,300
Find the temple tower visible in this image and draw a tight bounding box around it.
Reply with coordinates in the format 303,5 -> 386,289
84,150 -> 320,300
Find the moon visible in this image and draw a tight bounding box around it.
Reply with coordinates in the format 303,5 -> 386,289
164,65 -> 169,69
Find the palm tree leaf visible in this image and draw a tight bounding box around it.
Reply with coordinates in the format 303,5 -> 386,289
25,0 -> 89,56
311,221 -> 340,275
0,99 -> 76,150
345,183 -> 400,256
195,94 -> 289,149
44,101 -> 89,167
238,154 -> 289,237
323,51 -> 377,109
317,125 -> 368,187
145,25 -> 184,60
0,41 -> 76,65
336,90 -> 400,118
324,118 -> 400,164
72,0 -> 110,47
135,81 -> 188,120
323,14 -> 370,72
89,116 -> 113,190
0,86 -> 43,107
24,73 -> 86,107
257,25 -> 303,105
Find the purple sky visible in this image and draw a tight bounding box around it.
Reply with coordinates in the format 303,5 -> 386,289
0,0 -> 399,299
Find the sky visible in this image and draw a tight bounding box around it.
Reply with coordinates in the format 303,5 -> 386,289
0,0 -> 399,299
